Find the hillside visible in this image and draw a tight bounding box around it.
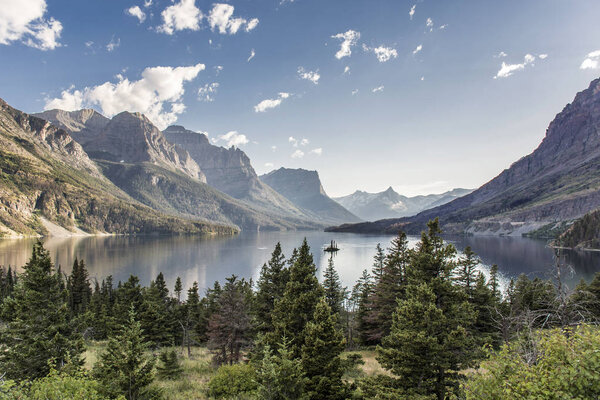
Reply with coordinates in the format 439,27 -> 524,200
0,98 -> 236,237
260,167 -> 361,225
556,210 -> 600,249
328,78 -> 600,235
333,187 -> 472,221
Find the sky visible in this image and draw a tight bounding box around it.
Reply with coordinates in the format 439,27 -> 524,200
1,0 -> 600,197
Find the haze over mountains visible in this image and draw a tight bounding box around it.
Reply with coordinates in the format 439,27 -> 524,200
329,78 -> 600,236
333,187 -> 473,221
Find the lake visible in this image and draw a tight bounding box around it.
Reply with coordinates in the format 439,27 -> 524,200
1,231 -> 599,294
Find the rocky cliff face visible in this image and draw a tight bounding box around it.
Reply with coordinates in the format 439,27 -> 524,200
86,113 -> 205,182
260,167 -> 360,224
163,125 -> 314,220
333,187 -> 472,221
328,78 -> 600,235
34,109 -> 109,146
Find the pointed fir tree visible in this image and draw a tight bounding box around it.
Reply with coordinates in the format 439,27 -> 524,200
255,242 -> 289,335
174,276 -> 183,304
93,307 -> 156,400
139,280 -> 173,347
323,257 -> 344,316
455,246 -> 479,296
0,242 -> 84,380
301,297 -> 349,400
156,350 -> 183,380
67,258 -> 92,316
272,239 -> 324,358
255,337 -> 307,400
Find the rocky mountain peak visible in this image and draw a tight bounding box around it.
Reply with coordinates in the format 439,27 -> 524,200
33,108 -> 109,146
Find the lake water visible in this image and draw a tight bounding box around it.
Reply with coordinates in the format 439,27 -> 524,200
1,232 -> 599,294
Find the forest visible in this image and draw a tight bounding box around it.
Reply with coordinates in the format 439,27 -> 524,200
1,219 -> 600,400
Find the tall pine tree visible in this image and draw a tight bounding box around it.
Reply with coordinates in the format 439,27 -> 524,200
255,243 -> 289,335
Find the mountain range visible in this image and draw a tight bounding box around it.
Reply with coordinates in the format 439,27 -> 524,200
333,187 -> 472,221
328,78 -> 600,236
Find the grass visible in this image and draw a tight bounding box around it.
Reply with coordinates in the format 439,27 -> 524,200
83,342 -> 388,399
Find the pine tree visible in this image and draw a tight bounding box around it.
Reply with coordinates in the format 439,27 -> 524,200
272,239 -> 324,357
377,221 -> 476,400
179,281 -> 200,356
0,242 -> 84,380
255,243 -> 289,335
93,307 -> 156,400
323,257 -> 344,316
455,246 -> 479,295
255,338 -> 307,400
174,277 -> 183,303
139,280 -> 173,347
113,275 -> 143,328
301,298 -> 349,400
67,259 -> 92,316
207,275 -> 252,365
156,350 -> 183,380
489,264 -> 501,300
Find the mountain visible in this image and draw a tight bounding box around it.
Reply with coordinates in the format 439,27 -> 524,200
328,78 -> 600,236
333,187 -> 473,221
0,98 -> 236,237
34,109 -> 109,146
162,125 -> 312,220
259,168 -> 361,225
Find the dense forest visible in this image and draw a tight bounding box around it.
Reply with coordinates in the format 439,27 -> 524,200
1,219 -> 600,399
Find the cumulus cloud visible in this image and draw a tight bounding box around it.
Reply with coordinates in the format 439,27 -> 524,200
351,89 -> 359,95
158,0 -> 202,35
291,149 -> 304,159
494,54 -> 537,79
372,86 -> 384,93
289,136 -> 298,147
538,53 -> 548,59
409,4 -> 416,20
208,4 -> 259,35
247,48 -> 255,62
297,67 -> 320,84
363,44 -> 398,62
310,148 -> 322,155
331,30 -> 360,59
254,92 -> 290,113
198,82 -> 219,102
126,6 -> 146,23
144,0 -> 152,7
413,44 -> 422,55
494,51 -> 507,58
426,17 -> 434,32
216,131 -> 248,147
580,50 -> 600,70
301,138 -> 309,146
343,66 -> 350,74
0,0 -> 63,50
44,63 -> 205,129
106,36 -> 120,52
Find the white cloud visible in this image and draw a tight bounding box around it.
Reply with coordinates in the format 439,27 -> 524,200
289,136 -> 298,147
126,6 -> 146,23
300,138 -> 309,146
271,145 -> 277,152
494,54 -> 537,79
198,82 -> 219,102
208,4 -> 258,35
297,67 -> 320,84
426,17 -> 433,31
310,148 -> 322,155
0,0 -> 63,50
439,24 -> 447,30
580,50 -> 600,70
291,149 -> 304,159
538,53 -> 548,59
44,63 -> 205,129
494,51 -> 507,58
247,48 -> 255,62
158,0 -> 202,35
372,46 -> 398,62
265,162 -> 274,168
217,131 -> 248,147
413,44 -> 422,55
214,65 -> 223,74
254,92 -> 290,113
351,89 -> 359,95
106,36 -> 120,52
331,30 -> 360,59
409,5 -> 416,20
372,86 -> 384,93
420,76 -> 425,81
144,0 -> 152,7
343,66 -> 350,74
85,41 -> 93,48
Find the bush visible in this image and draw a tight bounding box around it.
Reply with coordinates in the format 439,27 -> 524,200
207,363 -> 258,399
462,325 -> 600,399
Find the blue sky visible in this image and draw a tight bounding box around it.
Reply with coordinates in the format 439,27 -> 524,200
2,0 -> 600,197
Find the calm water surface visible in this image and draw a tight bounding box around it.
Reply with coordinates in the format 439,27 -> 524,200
1,232 -> 599,293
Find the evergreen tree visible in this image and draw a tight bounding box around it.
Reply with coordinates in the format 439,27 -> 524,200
174,277 -> 183,303
377,221 -> 476,400
323,257 -> 344,316
197,281 -> 222,343
301,298 -> 349,400
93,307 -> 156,400
489,264 -> 501,300
156,350 -> 183,380
272,239 -> 324,357
0,242 -> 84,380
255,338 -> 307,400
113,275 -> 143,327
353,269 -> 373,345
455,246 -> 479,295
207,275 -> 252,365
67,259 -> 92,316
139,280 -> 173,347
179,281 -> 200,356
255,243 -> 289,335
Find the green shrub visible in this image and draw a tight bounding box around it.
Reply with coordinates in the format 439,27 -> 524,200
207,363 -> 258,399
463,325 -> 600,399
